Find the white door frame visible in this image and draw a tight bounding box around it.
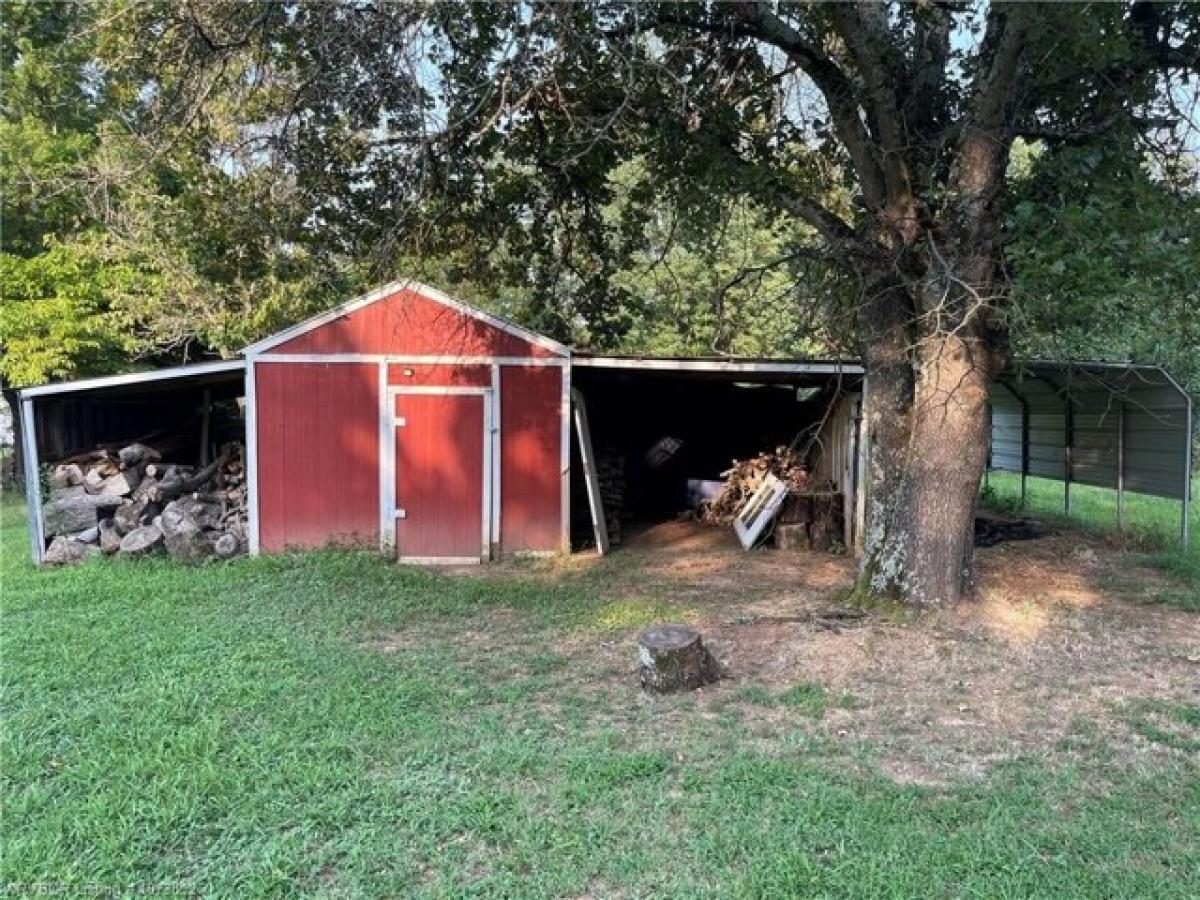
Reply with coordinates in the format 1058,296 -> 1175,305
383,384 -> 493,564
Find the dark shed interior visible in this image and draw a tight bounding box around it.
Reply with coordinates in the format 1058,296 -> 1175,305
569,359 -> 863,549
32,377 -> 245,462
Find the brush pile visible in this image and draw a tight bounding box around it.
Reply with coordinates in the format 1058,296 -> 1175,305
698,446 -> 810,526
42,441 -> 248,565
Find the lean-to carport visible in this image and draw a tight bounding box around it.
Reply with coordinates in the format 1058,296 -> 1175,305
569,355 -> 867,553
988,361 -> 1193,546
16,360 -> 246,563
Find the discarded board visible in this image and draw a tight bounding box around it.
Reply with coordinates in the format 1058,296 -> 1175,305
733,472 -> 789,549
570,388 -> 609,555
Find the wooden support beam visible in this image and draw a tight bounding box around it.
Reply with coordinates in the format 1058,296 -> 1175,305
570,388 -> 609,555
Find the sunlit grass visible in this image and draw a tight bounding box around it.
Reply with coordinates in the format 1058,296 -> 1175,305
983,470 -> 1199,609
3,498 -> 1199,897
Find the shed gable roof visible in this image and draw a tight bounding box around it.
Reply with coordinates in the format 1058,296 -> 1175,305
242,279 -> 569,358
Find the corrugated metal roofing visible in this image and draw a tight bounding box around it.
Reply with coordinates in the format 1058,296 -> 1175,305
989,361 -> 1193,504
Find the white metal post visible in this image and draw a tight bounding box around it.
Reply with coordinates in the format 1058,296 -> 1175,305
245,356 -> 261,555
560,361 -> 572,554
19,398 -> 45,564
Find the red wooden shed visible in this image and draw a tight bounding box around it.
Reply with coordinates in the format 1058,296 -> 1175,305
243,280 -> 571,562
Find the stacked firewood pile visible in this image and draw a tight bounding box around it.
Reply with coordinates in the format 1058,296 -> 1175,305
596,450 -> 627,546
42,441 -> 248,565
698,446 -> 810,526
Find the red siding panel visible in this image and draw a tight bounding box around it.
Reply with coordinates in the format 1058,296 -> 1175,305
275,287 -> 557,358
387,363 -> 491,388
256,362 -> 379,551
395,394 -> 486,559
500,366 -> 563,552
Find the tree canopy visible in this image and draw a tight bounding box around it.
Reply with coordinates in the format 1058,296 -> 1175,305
3,1 -> 1196,387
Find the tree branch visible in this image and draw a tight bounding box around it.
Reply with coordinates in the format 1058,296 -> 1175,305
951,4 -> 1031,231
826,3 -> 919,242
645,2 -> 889,209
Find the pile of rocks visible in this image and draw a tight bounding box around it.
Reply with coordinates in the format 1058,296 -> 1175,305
42,441 -> 248,565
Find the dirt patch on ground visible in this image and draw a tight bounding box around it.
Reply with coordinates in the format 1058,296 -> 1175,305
370,520 -> 1199,784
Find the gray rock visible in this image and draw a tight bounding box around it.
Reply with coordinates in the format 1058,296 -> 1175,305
73,526 -> 100,543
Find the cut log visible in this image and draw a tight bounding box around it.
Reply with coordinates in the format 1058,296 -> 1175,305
132,475 -> 159,502
83,468 -> 106,493
774,522 -> 811,551
161,498 -> 222,534
118,442 -> 161,470
160,499 -> 221,561
72,526 -> 100,544
95,468 -> 141,498
151,454 -> 226,503
48,464 -> 84,489
44,536 -> 100,566
637,625 -> 721,693
98,518 -> 122,554
112,499 -> 161,536
44,493 -> 124,535
212,532 -> 240,559
119,525 -> 163,555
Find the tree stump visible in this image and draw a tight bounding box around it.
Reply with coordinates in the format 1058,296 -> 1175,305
637,625 -> 720,693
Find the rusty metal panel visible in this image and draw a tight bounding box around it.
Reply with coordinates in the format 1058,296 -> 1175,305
255,361 -> 380,551
500,365 -> 563,552
273,285 -> 558,358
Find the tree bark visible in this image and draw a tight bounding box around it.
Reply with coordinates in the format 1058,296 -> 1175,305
857,328 -> 997,607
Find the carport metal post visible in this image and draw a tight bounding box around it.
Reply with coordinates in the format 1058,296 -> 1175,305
1064,397 -> 1075,516
1116,402 -> 1125,531
1184,393 -> 1193,549
983,404 -> 992,491
19,397 -> 44,563
1021,398 -> 1029,506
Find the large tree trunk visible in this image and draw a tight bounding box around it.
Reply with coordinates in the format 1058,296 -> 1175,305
857,329 -> 997,607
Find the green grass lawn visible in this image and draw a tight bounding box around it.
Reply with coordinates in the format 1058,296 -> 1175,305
3,498 -> 1198,898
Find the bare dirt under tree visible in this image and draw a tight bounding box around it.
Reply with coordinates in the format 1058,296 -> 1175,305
372,520 -> 1199,786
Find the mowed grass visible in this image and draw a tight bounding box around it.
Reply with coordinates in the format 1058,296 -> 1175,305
984,471 -> 1199,609
2,499 -> 1199,898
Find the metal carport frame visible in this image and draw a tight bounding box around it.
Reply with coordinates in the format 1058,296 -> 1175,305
988,361 -> 1193,547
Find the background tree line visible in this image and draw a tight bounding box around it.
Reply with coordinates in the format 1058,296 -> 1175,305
3,1 -> 1196,391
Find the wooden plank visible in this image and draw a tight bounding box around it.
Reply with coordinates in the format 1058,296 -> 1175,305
570,388 -> 609,555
